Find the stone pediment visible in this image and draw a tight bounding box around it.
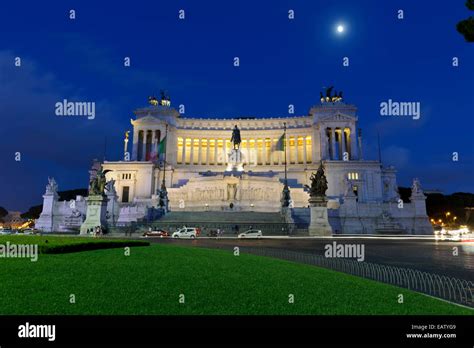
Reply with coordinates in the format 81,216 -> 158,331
318,112 -> 357,123
131,115 -> 168,126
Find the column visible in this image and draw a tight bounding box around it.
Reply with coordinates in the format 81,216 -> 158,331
303,136 -> 307,165
338,130 -> 343,160
198,139 -> 202,165
182,137 -> 186,165
331,128 -> 336,160
262,139 -> 267,165
223,138 -> 227,164
351,127 -> 358,160
206,140 -> 210,165
132,129 -> 139,161
293,136 -> 298,164
189,138 -> 194,165
249,142 -> 252,165
151,130 -> 156,160
319,129 -> 327,160
357,128 -> 363,160
214,139 -> 218,166
255,138 -> 259,165
142,129 -> 147,161
278,137 -> 282,165
341,129 -> 347,160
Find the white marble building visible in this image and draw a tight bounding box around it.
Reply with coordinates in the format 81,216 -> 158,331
36,95 -> 433,234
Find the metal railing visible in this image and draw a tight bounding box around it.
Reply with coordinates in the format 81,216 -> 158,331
239,247 -> 474,308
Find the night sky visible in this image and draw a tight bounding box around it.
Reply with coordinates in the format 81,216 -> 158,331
0,0 -> 473,211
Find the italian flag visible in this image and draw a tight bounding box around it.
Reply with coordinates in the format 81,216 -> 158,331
158,136 -> 167,154
272,133 -> 285,152
150,136 -> 166,162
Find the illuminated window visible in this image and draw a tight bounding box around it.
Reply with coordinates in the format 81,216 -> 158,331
185,138 -> 191,164
193,139 -> 199,164
289,137 -> 296,164
201,139 -> 208,164
297,136 -> 304,164
347,172 -> 359,180
257,139 -> 263,165
217,139 -> 224,164
248,139 -> 256,165
265,138 -> 271,165
241,139 -> 248,163
306,136 -> 312,163
209,139 -> 216,164
344,129 -> 351,159
272,138 -> 279,164
177,137 -> 183,164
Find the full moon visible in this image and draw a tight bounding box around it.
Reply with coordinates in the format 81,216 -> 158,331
337,25 -> 344,33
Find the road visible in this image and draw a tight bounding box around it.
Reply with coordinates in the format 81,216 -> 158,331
142,236 -> 474,281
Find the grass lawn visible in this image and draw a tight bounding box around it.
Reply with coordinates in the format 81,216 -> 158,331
0,240 -> 472,315
0,235 -> 148,253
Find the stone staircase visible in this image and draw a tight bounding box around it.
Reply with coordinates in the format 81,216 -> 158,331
375,215 -> 407,234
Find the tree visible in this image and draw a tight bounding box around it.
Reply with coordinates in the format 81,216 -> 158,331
457,0 -> 474,42
20,205 -> 43,220
0,206 -> 8,224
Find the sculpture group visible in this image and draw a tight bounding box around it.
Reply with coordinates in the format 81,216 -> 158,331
320,86 -> 343,103
88,168 -> 112,196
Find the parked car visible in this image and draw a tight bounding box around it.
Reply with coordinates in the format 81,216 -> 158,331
21,228 -> 38,235
143,229 -> 170,238
172,228 -> 199,239
0,229 -> 14,235
238,229 -> 263,239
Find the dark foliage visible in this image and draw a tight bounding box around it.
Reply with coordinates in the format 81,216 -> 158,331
457,0 -> 474,42
0,207 -> 8,218
39,240 -> 149,254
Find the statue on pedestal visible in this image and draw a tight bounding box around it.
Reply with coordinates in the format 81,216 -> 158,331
231,125 -> 241,150
88,168 -> 112,196
227,125 -> 244,171
410,177 -> 426,201
306,162 -> 332,236
81,164 -> 113,235
45,177 -> 58,195
105,178 -> 117,195
411,178 -> 423,195
305,162 -> 328,199
321,86 -> 343,103
158,182 -> 169,212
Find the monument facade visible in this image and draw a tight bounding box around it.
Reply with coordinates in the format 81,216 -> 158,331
36,90 -> 433,234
